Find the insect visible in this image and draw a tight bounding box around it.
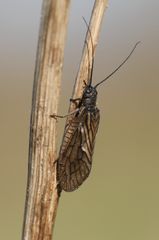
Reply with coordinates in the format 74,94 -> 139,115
51,19 -> 140,192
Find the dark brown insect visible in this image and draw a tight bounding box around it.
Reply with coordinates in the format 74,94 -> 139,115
55,85 -> 100,192
51,19 -> 140,192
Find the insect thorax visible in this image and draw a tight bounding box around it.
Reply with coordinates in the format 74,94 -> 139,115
82,85 -> 97,112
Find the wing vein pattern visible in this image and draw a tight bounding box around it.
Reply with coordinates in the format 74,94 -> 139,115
57,107 -> 100,192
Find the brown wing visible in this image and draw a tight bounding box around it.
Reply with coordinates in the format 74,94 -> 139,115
57,107 -> 100,192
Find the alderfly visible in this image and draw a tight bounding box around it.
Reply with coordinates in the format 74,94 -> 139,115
51,18 -> 140,192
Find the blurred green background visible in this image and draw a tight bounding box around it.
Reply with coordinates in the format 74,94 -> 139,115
0,0 -> 159,239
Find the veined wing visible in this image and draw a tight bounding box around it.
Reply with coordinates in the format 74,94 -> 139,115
57,108 -> 100,192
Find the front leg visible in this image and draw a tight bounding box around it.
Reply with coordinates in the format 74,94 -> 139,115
50,108 -> 80,120
70,97 -> 81,107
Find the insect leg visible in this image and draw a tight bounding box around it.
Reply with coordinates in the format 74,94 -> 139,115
70,98 -> 81,107
50,108 -> 79,120
70,97 -> 81,102
83,80 -> 88,86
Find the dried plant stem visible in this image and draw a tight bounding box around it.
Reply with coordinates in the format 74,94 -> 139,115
69,0 -> 109,115
22,0 -> 71,239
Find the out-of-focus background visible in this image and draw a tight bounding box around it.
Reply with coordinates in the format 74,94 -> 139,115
0,0 -> 159,239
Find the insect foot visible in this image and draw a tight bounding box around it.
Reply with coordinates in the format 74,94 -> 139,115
50,114 -> 58,121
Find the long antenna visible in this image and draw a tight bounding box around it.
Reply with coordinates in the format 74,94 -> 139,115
82,17 -> 95,86
84,39 -> 91,88
95,41 -> 140,88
